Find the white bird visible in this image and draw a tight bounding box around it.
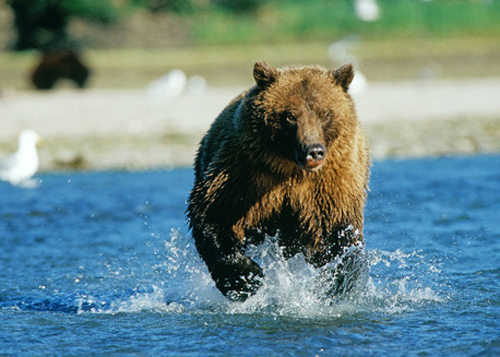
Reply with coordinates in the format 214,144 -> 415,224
354,0 -> 380,22
328,37 -> 368,96
0,130 -> 42,187
147,69 -> 187,99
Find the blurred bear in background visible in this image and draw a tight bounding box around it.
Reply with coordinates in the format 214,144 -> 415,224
31,50 -> 90,90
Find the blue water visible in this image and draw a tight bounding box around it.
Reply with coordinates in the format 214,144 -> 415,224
1,155 -> 499,356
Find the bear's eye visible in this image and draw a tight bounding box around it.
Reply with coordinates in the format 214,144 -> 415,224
283,112 -> 297,125
321,112 -> 334,123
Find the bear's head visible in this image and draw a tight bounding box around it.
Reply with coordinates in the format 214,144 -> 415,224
251,61 -> 356,173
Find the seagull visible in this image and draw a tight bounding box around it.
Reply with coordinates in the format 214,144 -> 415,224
328,37 -> 368,96
0,130 -> 42,187
147,69 -> 188,99
354,0 -> 380,22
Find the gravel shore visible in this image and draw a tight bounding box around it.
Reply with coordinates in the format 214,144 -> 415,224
1,77 -> 499,171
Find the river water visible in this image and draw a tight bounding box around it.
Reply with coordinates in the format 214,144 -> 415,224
0,155 -> 499,356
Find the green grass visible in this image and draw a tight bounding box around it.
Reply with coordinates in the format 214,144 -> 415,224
190,0 -> 500,45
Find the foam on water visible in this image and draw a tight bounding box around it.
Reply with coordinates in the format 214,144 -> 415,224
1,228 -> 444,319
81,229 -> 444,318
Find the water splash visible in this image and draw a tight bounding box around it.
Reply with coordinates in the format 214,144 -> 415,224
363,248 -> 444,314
1,230 -> 443,317
144,230 -> 444,318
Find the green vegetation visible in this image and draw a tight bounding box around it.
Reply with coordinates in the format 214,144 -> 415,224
2,1 -> 499,89
6,0 -> 500,49
6,0 -> 119,50
189,0 -> 500,45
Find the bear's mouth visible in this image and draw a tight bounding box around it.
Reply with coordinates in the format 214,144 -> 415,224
301,158 -> 325,171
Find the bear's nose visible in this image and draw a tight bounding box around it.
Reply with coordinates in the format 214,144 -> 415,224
306,144 -> 326,162
299,143 -> 326,170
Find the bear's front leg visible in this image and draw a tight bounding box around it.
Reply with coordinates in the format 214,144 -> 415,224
210,252 -> 264,301
191,223 -> 264,301
309,226 -> 368,298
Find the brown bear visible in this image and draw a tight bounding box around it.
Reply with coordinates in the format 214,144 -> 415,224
187,62 -> 370,301
31,50 -> 90,90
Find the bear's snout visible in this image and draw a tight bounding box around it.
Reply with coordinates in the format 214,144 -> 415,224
296,143 -> 326,171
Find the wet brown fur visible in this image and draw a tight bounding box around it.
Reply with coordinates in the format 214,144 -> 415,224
187,62 -> 370,300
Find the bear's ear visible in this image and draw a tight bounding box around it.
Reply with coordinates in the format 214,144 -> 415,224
330,63 -> 355,92
253,61 -> 278,88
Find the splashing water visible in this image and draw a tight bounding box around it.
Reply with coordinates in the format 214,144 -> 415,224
59,229 -> 441,319
4,228 -> 442,319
